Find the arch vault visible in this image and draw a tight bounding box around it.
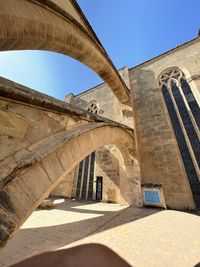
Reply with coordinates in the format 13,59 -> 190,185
0,121 -> 141,248
0,77 -> 141,248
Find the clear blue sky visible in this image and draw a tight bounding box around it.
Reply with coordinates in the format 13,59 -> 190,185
0,0 -> 200,100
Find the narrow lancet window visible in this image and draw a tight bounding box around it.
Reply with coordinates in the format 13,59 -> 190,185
159,68 -> 200,208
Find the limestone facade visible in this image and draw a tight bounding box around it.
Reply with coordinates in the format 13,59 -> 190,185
0,77 -> 142,246
130,37 -> 200,210
53,67 -> 136,204
1,0 -> 199,250
57,38 -> 200,210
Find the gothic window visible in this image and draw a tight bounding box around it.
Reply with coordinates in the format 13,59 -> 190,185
159,68 -> 200,208
87,101 -> 99,114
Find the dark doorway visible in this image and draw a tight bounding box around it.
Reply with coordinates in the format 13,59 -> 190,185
96,176 -> 103,201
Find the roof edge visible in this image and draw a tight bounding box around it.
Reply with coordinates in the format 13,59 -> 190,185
130,36 -> 200,70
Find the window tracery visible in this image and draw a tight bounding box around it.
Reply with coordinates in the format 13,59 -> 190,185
87,101 -> 99,114
159,68 -> 185,88
159,68 -> 200,208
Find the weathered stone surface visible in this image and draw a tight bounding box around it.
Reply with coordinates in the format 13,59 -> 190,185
0,0 -> 199,254
73,67 -> 133,126
50,170 -> 75,198
95,145 -> 122,203
0,110 -> 28,139
0,95 -> 140,247
129,37 -> 200,210
0,148 -> 40,189
0,135 -> 29,162
42,152 -> 64,183
24,114 -> 65,144
18,164 -> 52,202
69,68 -> 136,204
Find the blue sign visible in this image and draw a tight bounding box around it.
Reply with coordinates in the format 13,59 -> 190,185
144,190 -> 160,203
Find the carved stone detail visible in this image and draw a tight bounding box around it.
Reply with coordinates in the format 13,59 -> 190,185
159,68 -> 185,88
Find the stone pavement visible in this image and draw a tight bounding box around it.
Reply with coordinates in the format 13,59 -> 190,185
0,199 -> 200,267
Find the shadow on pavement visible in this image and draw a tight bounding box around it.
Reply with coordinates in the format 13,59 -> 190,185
0,200 -> 161,266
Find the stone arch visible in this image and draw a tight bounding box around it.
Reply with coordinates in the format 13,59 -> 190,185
93,143 -> 139,204
0,123 -> 141,248
0,0 -> 129,103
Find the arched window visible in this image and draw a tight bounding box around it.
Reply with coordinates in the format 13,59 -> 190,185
87,101 -> 99,114
159,68 -> 200,208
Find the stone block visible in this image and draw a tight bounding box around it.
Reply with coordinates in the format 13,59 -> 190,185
18,163 -> 52,202
0,110 -> 28,139
42,152 -> 64,183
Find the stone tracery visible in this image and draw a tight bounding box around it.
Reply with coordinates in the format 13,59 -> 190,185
159,68 -> 185,88
87,100 -> 99,114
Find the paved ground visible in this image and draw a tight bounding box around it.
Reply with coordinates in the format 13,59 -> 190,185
0,199 -> 200,267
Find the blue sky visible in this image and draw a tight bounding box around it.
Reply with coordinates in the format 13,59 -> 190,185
0,0 -> 200,100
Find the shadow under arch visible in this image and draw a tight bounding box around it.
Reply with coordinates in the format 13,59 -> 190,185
92,144 -> 141,204
0,0 -> 129,103
0,122 -> 142,248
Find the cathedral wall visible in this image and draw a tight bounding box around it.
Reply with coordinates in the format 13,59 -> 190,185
129,39 -> 200,209
61,67 -> 135,203
95,145 -> 121,203
72,66 -> 133,127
